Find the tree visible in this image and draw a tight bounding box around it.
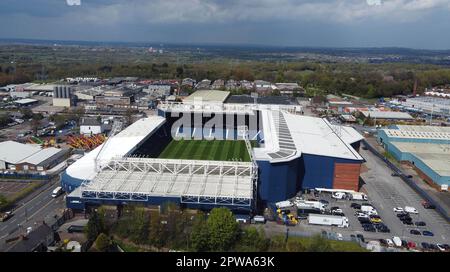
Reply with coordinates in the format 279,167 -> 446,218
234,227 -> 269,252
286,239 -> 306,252
206,208 -> 239,252
95,233 -> 111,252
129,207 -> 149,244
190,213 -> 210,252
85,210 -> 106,241
307,235 -> 333,252
148,212 -> 165,248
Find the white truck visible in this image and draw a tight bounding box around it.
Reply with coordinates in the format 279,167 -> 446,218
361,205 -> 378,215
308,214 -> 349,228
404,206 -> 419,214
296,200 -> 326,211
349,192 -> 368,201
275,200 -> 293,209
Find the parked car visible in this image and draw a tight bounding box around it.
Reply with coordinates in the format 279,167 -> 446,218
436,244 -> 447,252
336,233 -> 344,241
421,242 -> 430,250
364,225 -> 376,232
404,206 -> 418,214
422,201 -> 436,209
391,173 -> 399,176
422,231 -> 434,237
319,199 -> 329,205
351,203 -> 361,209
402,220 -> 413,225
385,239 -> 394,247
428,244 -> 439,251
393,207 -> 404,213
410,229 -> 421,235
356,234 -> 365,243
68,225 -> 85,233
415,221 -> 426,227
397,212 -> 410,218
407,241 -> 416,249
379,239 -> 388,246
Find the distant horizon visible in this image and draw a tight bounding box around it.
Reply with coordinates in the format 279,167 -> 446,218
2,37 -> 450,52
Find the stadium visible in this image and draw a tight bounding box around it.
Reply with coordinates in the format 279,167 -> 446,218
62,96 -> 365,214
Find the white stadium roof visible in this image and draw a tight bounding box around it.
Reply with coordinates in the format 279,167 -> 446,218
254,112 -> 363,162
65,116 -> 166,180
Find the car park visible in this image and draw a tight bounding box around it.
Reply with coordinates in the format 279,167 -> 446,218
410,229 -> 421,235
422,231 -> 434,237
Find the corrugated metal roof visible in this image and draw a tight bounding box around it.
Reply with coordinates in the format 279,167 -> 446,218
360,111 -> 413,119
0,141 -> 41,164
184,90 -> 230,103
20,147 -> 63,165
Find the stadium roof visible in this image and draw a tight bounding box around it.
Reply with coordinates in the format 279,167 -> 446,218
184,90 -> 230,103
0,141 -> 64,166
254,112 -> 364,162
65,116 -> 166,181
360,111 -> 413,120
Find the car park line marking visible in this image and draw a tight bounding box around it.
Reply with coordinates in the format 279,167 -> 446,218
0,226 -> 7,231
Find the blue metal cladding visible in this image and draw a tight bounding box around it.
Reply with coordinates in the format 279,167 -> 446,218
257,158 -> 301,203
60,171 -> 84,193
299,154 -> 335,189
65,195 -> 252,213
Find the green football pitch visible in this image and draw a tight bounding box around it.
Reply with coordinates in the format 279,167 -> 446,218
158,140 -> 253,162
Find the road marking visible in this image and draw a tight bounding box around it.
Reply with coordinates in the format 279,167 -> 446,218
0,225 -> 7,231
9,218 -> 16,224
17,198 -> 56,227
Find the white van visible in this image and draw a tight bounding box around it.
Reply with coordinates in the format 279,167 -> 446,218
51,187 -> 64,198
404,206 -> 418,214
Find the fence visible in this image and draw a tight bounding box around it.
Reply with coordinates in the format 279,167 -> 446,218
362,139 -> 450,222
0,173 -> 50,180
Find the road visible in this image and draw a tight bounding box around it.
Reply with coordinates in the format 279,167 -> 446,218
0,179 -> 65,251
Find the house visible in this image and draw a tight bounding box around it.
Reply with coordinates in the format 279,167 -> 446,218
80,117 -> 104,135
7,223 -> 55,252
275,83 -> 303,96
211,79 -> 225,90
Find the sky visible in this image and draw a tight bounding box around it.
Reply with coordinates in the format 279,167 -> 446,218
1,0 -> 450,49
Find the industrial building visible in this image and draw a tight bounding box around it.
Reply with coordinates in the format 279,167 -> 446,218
53,85 -> 76,107
378,125 -> 450,189
0,141 -> 69,173
62,96 -> 364,213
80,117 -> 105,135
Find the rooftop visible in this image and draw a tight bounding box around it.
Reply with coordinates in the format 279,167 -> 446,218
360,111 -> 413,120
65,116 -> 166,181
183,90 -> 231,103
390,142 -> 450,177
14,98 -> 38,105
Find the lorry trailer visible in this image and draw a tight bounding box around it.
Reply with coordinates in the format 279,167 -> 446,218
308,214 -> 349,228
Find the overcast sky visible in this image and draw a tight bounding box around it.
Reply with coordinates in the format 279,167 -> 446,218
1,0 -> 450,49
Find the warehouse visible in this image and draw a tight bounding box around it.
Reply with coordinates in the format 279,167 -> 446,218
378,125 -> 450,189
0,141 -> 69,173
62,101 -> 364,213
